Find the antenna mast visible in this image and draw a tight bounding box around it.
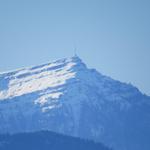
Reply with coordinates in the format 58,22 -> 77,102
74,46 -> 77,57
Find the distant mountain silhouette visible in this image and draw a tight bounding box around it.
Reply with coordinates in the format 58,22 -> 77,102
0,131 -> 111,150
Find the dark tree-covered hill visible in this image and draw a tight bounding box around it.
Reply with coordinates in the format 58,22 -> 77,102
0,131 -> 112,150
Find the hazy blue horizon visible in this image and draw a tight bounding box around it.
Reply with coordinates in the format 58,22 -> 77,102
0,0 -> 150,95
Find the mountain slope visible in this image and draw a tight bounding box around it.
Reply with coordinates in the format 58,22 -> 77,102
0,131 -> 111,150
0,56 -> 150,150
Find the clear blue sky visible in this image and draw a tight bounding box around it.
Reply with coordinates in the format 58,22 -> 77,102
0,0 -> 150,95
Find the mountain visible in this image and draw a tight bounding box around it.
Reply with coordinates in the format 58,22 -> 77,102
0,56 -> 150,150
0,130 -> 111,150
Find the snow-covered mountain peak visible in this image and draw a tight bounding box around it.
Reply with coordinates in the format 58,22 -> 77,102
0,56 -> 86,101
0,56 -> 150,150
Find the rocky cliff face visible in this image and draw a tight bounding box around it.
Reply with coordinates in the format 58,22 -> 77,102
0,56 -> 150,150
